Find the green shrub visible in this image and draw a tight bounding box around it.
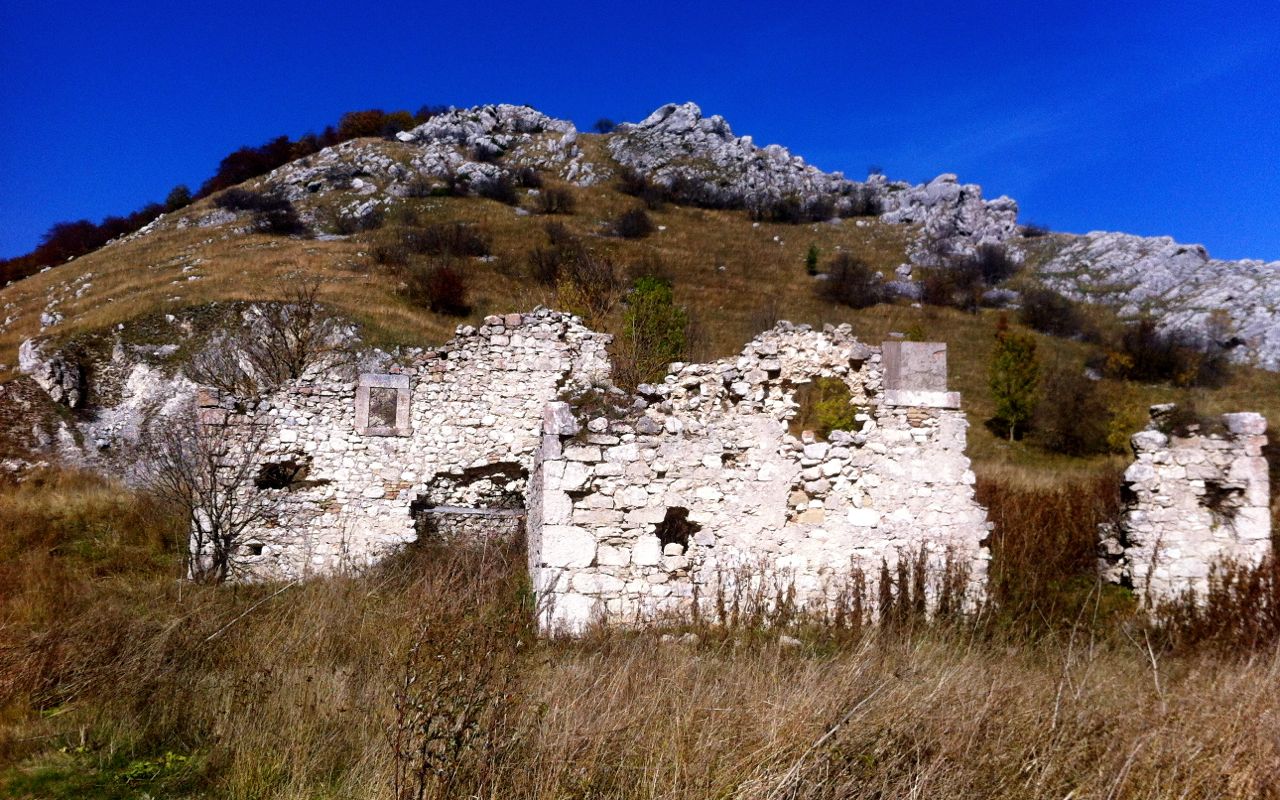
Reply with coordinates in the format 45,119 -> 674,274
1100,317 -> 1229,388
788,377 -> 862,439
1031,362 -> 1112,456
615,276 -> 689,387
989,319 -> 1040,441
1019,287 -> 1089,338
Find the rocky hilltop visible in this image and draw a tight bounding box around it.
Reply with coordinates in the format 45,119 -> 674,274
205,102 -> 1017,260
135,100 -> 1278,371
608,103 -> 1018,258
1039,232 -> 1280,370
3,100 -> 1280,410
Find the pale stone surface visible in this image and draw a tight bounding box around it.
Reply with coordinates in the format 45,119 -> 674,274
1103,406 -> 1272,604
881,341 -> 948,392
200,308 -> 611,579
1039,231 -> 1280,370
528,323 -> 992,633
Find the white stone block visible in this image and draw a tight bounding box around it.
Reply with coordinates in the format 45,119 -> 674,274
633,535 -> 662,566
541,525 -> 597,568
560,461 -> 591,491
547,593 -> 597,634
848,508 -> 881,527
541,491 -> 573,525
1223,412 -> 1267,436
626,506 -> 668,525
564,445 -> 601,462
618,486 -> 650,508
596,544 -> 631,566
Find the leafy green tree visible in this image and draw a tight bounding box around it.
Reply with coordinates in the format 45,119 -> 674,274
989,318 -> 1040,441
805,243 -> 819,276
617,276 -> 689,387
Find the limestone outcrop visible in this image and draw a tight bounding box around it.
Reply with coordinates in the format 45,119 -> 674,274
607,102 -> 857,214
18,338 -> 84,408
607,103 -> 1017,257
1038,231 -> 1280,370
259,104 -> 591,217
875,173 -> 1020,258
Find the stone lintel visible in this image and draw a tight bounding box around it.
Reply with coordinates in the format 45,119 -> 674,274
881,341 -> 949,392
881,389 -> 961,409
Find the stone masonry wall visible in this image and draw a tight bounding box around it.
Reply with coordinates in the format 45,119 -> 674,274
527,325 -> 992,634
1104,405 -> 1271,604
199,308 -> 610,578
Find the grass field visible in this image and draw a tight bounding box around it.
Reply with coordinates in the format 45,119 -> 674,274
1,471 -> 1279,800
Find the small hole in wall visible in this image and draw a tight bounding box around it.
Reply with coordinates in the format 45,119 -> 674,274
655,507 -> 700,551
256,459 -> 310,490
1200,480 -> 1243,528
246,542 -> 265,556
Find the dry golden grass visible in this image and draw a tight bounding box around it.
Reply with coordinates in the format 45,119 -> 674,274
2,473 -> 1279,800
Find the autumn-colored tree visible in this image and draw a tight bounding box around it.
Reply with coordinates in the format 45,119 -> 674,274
989,317 -> 1040,441
337,109 -> 390,140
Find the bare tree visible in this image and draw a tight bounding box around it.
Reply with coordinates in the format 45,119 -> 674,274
188,278 -> 342,398
143,407 -> 279,583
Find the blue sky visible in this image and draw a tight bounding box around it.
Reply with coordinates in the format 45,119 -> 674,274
2,0 -> 1278,261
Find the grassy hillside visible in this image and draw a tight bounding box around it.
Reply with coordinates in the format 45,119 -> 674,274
3,144 -> 1278,476
4,119 -> 1280,800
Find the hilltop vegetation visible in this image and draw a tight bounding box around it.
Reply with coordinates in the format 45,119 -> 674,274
0,106 -> 449,286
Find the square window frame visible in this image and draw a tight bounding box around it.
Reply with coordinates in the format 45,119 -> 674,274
355,373 -> 412,436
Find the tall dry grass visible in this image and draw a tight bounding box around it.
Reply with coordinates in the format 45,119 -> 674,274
3,471 -> 1280,799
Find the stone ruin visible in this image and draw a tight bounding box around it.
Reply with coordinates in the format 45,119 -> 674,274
183,307 -> 1274,633
527,333 -> 990,633
1103,405 -> 1271,604
195,308 -> 611,578
195,309 -> 991,631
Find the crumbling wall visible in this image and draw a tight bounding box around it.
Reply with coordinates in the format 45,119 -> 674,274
1104,405 -> 1271,604
527,326 -> 991,634
200,308 -> 610,578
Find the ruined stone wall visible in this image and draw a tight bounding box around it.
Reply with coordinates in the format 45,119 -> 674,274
1104,406 -> 1271,604
527,326 -> 991,634
201,308 -> 610,578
